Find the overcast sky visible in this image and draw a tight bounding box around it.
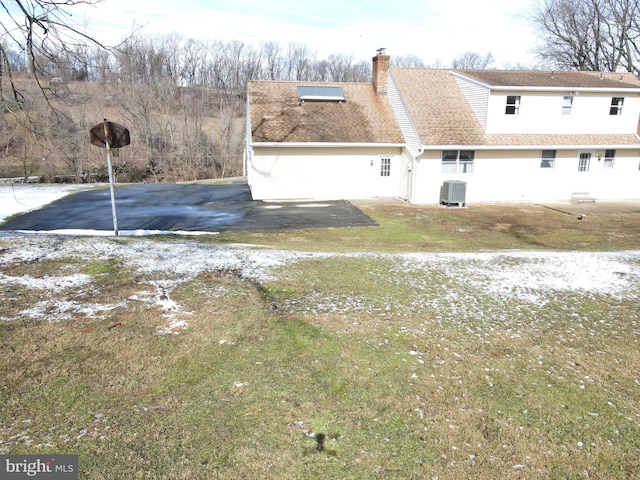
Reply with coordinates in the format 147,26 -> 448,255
14,0 -> 540,68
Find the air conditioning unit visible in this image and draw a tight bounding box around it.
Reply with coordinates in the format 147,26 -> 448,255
440,180 -> 466,207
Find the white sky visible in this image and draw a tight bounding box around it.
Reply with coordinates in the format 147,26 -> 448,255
55,0 -> 540,68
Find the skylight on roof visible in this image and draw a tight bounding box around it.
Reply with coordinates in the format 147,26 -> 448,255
297,85 -> 345,103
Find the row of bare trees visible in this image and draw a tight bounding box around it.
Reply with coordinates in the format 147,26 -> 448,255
4,35 -> 376,91
533,0 -> 640,75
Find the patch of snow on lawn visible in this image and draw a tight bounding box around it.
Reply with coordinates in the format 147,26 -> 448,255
0,184 -> 95,223
0,272 -> 91,293
398,251 -> 640,301
18,299 -> 125,322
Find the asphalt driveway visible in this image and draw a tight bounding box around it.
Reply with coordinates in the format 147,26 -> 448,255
0,183 -> 377,233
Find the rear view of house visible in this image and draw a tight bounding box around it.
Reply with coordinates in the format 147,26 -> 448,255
245,53 -> 405,201
246,52 -> 640,204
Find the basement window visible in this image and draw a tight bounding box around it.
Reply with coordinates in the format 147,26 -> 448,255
297,85 -> 345,103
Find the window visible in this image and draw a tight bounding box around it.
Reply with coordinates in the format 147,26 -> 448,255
505,95 -> 521,115
297,85 -> 345,103
578,153 -> 591,172
380,157 -> 391,177
603,149 -> 615,169
610,97 -> 624,115
442,150 -> 475,174
541,150 -> 556,168
562,96 -> 573,115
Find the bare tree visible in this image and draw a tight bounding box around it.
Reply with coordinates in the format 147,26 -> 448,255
50,111 -> 91,182
261,41 -> 285,80
286,42 -> 314,81
391,54 -> 426,68
0,0 -> 115,110
531,0 -> 640,74
452,51 -> 495,69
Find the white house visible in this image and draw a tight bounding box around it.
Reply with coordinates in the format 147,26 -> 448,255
246,52 -> 640,204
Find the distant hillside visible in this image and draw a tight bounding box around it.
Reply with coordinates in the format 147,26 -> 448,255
1,75 -> 245,183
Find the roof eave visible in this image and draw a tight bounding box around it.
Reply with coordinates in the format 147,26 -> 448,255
421,143 -> 640,150
250,142 -> 405,148
450,71 -> 640,93
490,86 -> 640,93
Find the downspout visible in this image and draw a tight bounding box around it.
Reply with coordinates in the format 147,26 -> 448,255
409,146 -> 424,204
244,88 -> 252,180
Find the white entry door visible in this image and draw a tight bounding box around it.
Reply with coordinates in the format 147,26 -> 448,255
575,151 -> 594,194
376,156 -> 397,196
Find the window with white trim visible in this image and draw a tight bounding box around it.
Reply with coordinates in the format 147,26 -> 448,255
603,149 -> 615,168
610,97 -> 624,115
505,95 -> 521,115
562,96 -> 573,115
578,153 -> 591,172
442,150 -> 475,174
540,150 -> 556,168
380,157 -> 391,177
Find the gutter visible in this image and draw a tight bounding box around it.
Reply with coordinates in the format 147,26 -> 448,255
420,143 -> 640,150
450,71 -> 640,94
249,142 -> 405,148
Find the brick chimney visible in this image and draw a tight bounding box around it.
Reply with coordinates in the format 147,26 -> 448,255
372,50 -> 390,95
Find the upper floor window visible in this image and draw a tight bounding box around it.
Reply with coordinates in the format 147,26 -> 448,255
541,150 -> 556,168
603,149 -> 615,169
380,157 -> 391,177
562,96 -> 573,115
442,150 -> 475,174
505,95 -> 521,115
610,97 -> 624,115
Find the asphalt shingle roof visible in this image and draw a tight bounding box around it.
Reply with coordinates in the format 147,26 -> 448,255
455,70 -> 640,89
248,80 -> 404,144
390,68 -> 486,145
249,69 -> 640,148
390,67 -> 640,147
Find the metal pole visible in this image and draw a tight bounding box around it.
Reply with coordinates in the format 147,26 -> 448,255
103,119 -> 119,236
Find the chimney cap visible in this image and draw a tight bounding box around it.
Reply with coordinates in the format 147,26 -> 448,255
376,47 -> 387,54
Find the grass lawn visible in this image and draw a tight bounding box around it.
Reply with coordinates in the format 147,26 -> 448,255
1,203 -> 639,479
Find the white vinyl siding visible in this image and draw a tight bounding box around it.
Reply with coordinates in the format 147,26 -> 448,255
388,73 -> 421,156
453,73 -> 490,128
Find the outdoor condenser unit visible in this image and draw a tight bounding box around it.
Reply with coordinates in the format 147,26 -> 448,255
440,180 -> 466,207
